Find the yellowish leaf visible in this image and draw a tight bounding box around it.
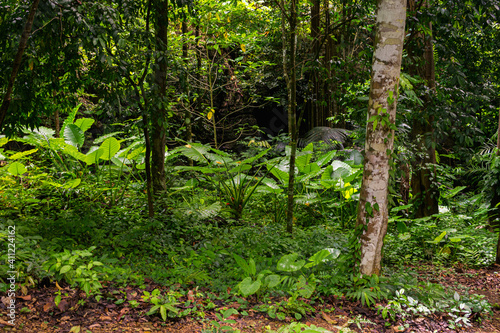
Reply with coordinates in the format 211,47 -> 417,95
207,111 -> 213,120
241,44 -> 246,53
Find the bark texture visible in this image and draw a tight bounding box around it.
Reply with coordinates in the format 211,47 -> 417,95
356,0 -> 407,275
151,0 -> 169,193
407,0 -> 439,218
0,0 -> 40,130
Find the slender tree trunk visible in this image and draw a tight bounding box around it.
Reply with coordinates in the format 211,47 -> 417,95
280,0 -> 297,234
0,0 -> 40,130
151,0 -> 169,193
495,106 -> 500,264
356,0 -> 407,275
408,0 -> 439,218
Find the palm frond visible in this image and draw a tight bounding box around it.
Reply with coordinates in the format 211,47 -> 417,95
298,127 -> 350,150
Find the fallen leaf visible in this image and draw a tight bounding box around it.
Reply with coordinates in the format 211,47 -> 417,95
0,318 -> 14,326
393,325 -> 405,332
58,300 -> 70,312
321,311 -> 338,324
17,295 -> 31,301
55,281 -> 63,291
60,316 -> 71,321
89,324 -> 101,329
187,290 -> 195,301
69,326 -> 81,333
43,303 -> 53,312
100,316 -> 113,321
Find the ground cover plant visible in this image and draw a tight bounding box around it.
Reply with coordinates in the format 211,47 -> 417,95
1,0 -> 500,332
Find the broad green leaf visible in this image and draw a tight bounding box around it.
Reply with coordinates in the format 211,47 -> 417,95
180,143 -> 209,163
64,178 -> 81,189
233,254 -> 251,276
64,124 -> 85,147
99,137 -> 120,160
277,253 -> 305,272
60,265 -> 72,274
93,132 -> 124,144
239,277 -> 261,296
9,148 -> 38,160
0,137 -> 8,147
85,148 -> 104,165
264,274 -> 280,288
248,258 -> 257,276
160,305 -> 167,321
305,249 -> 334,268
60,142 -> 86,161
297,274 -> 316,298
8,161 -> 27,175
74,118 -> 95,133
59,103 -> 81,138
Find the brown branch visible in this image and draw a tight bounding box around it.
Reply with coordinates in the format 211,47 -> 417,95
0,0 -> 41,131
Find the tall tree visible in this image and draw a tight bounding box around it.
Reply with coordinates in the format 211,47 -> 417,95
356,0 -> 407,275
407,0 -> 439,218
151,0 -> 169,192
0,0 -> 40,131
277,0 -> 298,234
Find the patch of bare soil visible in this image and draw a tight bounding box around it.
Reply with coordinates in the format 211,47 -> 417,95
1,265 -> 499,333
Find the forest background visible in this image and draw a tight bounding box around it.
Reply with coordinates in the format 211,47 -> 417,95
1,0 -> 500,332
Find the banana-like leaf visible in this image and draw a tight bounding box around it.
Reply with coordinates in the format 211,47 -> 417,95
93,132 -> 124,144
99,137 -> 120,160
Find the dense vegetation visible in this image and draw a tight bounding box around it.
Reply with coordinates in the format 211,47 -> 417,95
1,0 -> 500,332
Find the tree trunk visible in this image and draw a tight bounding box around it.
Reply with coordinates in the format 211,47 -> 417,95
495,106 -> 500,264
356,0 -> 407,276
151,0 -> 169,193
407,0 -> 439,218
280,0 -> 297,234
0,0 -> 40,130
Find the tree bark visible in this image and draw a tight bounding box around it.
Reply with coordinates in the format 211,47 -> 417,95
0,0 -> 40,130
151,0 -> 169,193
496,106 -> 500,264
407,0 -> 439,218
356,0 -> 407,276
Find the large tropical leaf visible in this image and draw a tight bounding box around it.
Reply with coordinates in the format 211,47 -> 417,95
59,103 -> 82,138
239,277 -> 261,296
277,253 -> 305,272
85,147 -> 104,165
74,118 -> 95,133
64,124 -> 85,147
8,161 -> 27,175
99,137 -> 120,160
179,143 -> 209,163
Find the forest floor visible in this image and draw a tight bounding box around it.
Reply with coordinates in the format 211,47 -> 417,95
1,264 -> 499,333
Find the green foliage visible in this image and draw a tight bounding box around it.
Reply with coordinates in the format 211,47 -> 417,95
143,289 -> 181,321
345,274 -> 389,307
42,247 -> 103,297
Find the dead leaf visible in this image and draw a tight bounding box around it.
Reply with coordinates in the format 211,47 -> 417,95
1,297 -> 11,307
0,318 -> 14,326
58,299 -> 70,312
321,311 -> 338,324
56,281 -> 63,291
69,326 -> 81,333
60,316 -> 71,321
100,315 -> 113,321
17,295 -> 31,301
393,325 -> 405,332
187,290 -> 195,301
89,324 -> 101,329
43,303 -> 53,312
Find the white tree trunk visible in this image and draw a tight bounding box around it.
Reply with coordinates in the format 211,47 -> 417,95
356,0 -> 407,275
